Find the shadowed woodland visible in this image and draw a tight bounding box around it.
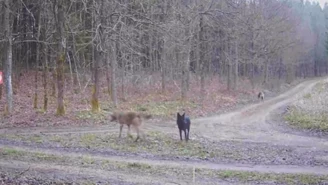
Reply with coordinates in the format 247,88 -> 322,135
0,0 -> 327,126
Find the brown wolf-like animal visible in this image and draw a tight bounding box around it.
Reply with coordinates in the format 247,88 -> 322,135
109,111 -> 152,142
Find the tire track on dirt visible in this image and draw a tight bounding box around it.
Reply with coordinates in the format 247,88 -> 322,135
1,144 -> 328,176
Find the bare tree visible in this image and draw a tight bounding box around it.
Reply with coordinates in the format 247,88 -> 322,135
4,0 -> 13,113
54,0 -> 66,116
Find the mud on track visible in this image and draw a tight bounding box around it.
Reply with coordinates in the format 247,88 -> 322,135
1,77 -> 328,184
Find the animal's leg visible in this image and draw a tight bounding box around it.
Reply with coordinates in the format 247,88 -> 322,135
135,126 -> 140,142
179,129 -> 183,141
184,130 -> 188,141
119,124 -> 123,138
186,128 -> 190,140
188,125 -> 191,140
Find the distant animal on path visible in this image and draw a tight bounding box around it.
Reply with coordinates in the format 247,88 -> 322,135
110,111 -> 152,142
258,91 -> 264,101
177,112 -> 191,141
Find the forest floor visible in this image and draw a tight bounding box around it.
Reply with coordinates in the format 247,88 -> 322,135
0,74 -> 328,184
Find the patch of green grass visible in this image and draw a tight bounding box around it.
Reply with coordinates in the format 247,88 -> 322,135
0,134 -> 23,140
75,110 -> 107,121
132,101 -> 198,118
127,162 -> 151,169
0,148 -> 65,163
0,148 -> 22,157
49,135 -> 63,143
34,152 -> 60,162
209,170 -> 328,185
81,182 -> 97,185
81,156 -> 95,166
27,135 -> 43,144
285,109 -> 328,132
303,93 -> 311,99
135,104 -> 148,112
80,133 -> 97,148
36,108 -> 46,114
314,82 -> 325,93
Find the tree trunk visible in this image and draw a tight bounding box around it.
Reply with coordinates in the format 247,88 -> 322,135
56,54 -> 65,115
263,55 -> 269,85
55,0 -> 66,116
43,45 -> 49,112
227,63 -> 232,91
233,39 -> 239,90
111,42 -> 118,106
91,50 -> 100,112
4,0 -> 13,113
182,27 -> 192,100
199,15 -> 206,100
105,51 -> 111,96
34,7 -> 42,109
67,52 -> 74,85
51,69 -> 56,97
91,1 -> 103,113
121,59 -> 126,101
161,38 -> 166,93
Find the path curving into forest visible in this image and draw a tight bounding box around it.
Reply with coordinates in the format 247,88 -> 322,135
189,77 -> 328,149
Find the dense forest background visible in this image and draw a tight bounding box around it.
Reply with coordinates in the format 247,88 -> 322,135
0,0 -> 327,122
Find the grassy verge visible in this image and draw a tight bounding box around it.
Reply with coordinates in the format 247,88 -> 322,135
284,82 -> 328,132
1,147 -> 327,185
210,170 -> 328,185
285,108 -> 328,132
0,131 -> 310,165
0,131 -> 221,160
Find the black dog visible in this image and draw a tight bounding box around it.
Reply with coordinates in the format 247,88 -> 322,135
177,112 -> 191,141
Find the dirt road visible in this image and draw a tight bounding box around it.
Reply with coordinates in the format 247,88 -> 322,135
0,77 -> 328,184
191,77 -> 328,148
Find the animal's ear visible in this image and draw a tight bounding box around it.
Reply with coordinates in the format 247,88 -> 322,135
177,113 -> 180,117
